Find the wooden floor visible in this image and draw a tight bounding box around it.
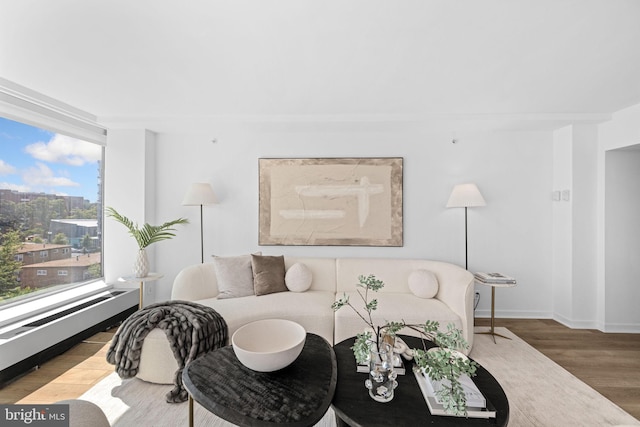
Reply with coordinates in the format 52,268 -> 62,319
1,319 -> 639,421
476,318 -> 640,420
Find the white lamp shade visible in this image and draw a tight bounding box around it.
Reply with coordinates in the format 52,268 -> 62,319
182,183 -> 217,206
446,183 -> 486,208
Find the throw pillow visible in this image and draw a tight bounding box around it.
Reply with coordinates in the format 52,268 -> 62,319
251,254 -> 288,296
284,262 -> 313,292
408,269 -> 439,298
213,254 -> 257,299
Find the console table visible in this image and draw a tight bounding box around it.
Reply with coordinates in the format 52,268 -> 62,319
332,335 -> 509,426
182,333 -> 336,427
476,280 -> 517,343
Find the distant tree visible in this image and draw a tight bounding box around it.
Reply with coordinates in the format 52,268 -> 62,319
0,230 -> 23,293
53,233 -> 69,245
70,205 -> 97,220
87,263 -> 101,279
82,234 -> 92,251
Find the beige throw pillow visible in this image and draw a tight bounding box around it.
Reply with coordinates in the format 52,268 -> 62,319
251,254 -> 288,296
213,254 -> 256,299
285,262 -> 313,292
408,269 -> 439,298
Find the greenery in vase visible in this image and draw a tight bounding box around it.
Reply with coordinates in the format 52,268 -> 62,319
105,207 -> 188,249
332,274 -> 478,416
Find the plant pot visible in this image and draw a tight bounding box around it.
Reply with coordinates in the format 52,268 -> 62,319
133,248 -> 149,278
364,342 -> 397,402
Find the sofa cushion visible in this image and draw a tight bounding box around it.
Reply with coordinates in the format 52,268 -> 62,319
199,290 -> 336,344
285,262 -> 313,292
334,292 -> 462,345
213,254 -> 256,299
252,254 -> 288,296
408,269 -> 439,298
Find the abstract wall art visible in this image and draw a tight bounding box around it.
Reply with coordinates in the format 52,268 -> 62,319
259,157 -> 403,246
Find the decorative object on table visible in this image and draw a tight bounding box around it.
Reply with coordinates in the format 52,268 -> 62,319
474,272 -> 516,284
474,272 -> 517,343
106,301 -> 228,403
332,274 -> 478,414
446,183 -> 486,270
364,340 -> 397,402
182,183 -> 217,263
231,318 -> 306,372
258,157 -> 403,247
106,207 -> 188,277
414,368 -> 497,419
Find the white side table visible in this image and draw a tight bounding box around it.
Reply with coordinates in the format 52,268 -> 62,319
118,273 -> 163,309
476,280 -> 516,343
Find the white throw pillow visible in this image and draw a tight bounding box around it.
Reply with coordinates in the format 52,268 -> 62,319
285,262 -> 313,292
213,254 -> 258,299
408,269 -> 439,298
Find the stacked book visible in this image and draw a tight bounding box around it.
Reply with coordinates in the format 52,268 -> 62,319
414,370 -> 497,419
474,272 -> 516,285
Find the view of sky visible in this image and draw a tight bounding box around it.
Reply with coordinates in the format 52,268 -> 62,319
0,117 -> 101,202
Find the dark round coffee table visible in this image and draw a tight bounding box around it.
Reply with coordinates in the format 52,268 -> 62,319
183,333 -> 336,427
332,335 -> 509,426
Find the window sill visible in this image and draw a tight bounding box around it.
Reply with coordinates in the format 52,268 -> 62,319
0,280 -> 113,329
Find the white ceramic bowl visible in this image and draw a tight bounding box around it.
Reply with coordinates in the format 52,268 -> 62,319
231,319 -> 306,372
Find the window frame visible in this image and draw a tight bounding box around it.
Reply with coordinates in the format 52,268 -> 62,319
0,78 -> 108,317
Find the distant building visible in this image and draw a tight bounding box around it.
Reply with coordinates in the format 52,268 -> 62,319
14,243 -> 72,266
50,219 -> 98,248
0,189 -> 87,212
20,252 -> 101,288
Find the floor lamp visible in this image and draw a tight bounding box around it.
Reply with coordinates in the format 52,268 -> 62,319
446,183 -> 486,270
182,183 -> 217,263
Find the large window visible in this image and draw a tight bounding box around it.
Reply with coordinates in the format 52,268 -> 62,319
0,116 -> 103,306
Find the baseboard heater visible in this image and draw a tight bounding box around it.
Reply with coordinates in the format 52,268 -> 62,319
0,288 -> 138,386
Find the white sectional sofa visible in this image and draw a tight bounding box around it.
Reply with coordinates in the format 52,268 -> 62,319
137,256 -> 474,384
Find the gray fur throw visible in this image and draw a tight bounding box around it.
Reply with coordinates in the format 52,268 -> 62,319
106,300 -> 228,403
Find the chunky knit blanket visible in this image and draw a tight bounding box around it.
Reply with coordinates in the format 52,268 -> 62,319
106,300 -> 228,403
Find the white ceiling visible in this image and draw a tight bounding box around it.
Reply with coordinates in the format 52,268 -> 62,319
1,0 -> 639,132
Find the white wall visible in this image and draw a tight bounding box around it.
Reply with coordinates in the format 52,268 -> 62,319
137,124 -> 555,319
605,148 -> 640,330
599,103 -> 640,332
103,129 -> 160,302
552,126 -> 572,320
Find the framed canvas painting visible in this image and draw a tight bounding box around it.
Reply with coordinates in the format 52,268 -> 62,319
259,157 -> 403,246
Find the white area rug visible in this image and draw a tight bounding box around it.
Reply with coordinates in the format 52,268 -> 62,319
81,328 -> 639,426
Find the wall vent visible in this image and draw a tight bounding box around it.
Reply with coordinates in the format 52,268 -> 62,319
0,288 -> 138,375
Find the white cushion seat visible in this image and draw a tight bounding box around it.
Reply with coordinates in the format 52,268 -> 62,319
198,290 -> 336,344
334,292 -> 463,345
137,328 -> 179,384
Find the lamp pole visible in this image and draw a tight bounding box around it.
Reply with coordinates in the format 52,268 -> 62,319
198,204 -> 204,264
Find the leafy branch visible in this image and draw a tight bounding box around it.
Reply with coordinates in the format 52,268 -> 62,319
332,273 -> 478,416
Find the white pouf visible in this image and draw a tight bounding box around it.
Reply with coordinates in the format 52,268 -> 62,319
136,328 -> 179,384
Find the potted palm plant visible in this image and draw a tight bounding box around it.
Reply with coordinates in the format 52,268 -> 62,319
106,207 -> 188,277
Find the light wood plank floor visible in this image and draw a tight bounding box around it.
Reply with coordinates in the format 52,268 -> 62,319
1,319 -> 639,421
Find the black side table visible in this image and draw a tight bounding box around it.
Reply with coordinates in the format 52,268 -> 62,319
332,335 -> 510,426
182,333 -> 336,427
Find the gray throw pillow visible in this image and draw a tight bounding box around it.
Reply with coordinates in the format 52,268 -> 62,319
213,254 -> 256,299
251,254 -> 288,296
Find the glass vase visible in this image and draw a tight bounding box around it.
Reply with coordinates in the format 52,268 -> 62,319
364,341 -> 397,402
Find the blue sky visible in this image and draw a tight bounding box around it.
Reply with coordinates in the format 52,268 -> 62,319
0,117 -> 101,202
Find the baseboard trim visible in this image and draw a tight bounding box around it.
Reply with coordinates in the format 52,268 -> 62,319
0,305 -> 136,387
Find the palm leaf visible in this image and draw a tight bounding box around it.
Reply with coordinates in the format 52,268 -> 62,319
105,207 -> 188,249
